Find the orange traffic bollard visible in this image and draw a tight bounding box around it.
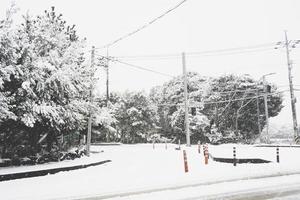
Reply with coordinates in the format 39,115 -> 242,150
183,150 -> 189,173
204,145 -> 209,165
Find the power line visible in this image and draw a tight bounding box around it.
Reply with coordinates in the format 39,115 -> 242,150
158,91 -> 286,107
187,43 -> 276,56
114,42 -> 278,60
97,0 -> 188,49
210,89 -> 258,95
115,59 -> 175,78
188,47 -> 275,57
95,53 -> 174,78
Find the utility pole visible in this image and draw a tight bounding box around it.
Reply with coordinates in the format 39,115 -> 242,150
86,46 -> 95,157
259,73 -> 275,144
182,52 -> 190,146
106,47 -> 109,106
262,76 -> 270,144
256,89 -> 261,137
284,31 -> 299,141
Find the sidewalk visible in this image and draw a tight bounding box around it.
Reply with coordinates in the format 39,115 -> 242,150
0,152 -> 111,182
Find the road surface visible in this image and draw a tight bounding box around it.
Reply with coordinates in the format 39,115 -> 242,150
76,174 -> 300,200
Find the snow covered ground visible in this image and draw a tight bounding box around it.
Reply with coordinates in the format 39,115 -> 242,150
1,143 -> 300,200
106,174 -> 300,200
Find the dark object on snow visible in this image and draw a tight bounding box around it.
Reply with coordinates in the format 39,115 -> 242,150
211,137 -> 238,145
0,160 -> 111,182
0,147 -> 86,167
209,154 -> 271,164
276,146 -> 280,163
255,145 -> 300,148
0,159 -> 12,167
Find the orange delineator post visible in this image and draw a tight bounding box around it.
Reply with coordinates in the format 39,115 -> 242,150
204,145 -> 208,165
183,150 -> 188,173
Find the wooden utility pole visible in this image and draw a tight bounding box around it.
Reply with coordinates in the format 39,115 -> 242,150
262,76 -> 270,144
182,52 -> 190,146
106,47 -> 109,105
86,46 -> 95,156
284,31 -> 299,141
256,89 -> 261,136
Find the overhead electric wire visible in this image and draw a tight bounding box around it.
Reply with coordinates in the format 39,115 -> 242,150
114,42 -> 278,60
114,59 -> 175,78
95,53 -> 174,78
158,90 -> 286,107
187,42 -> 277,56
187,47 -> 275,57
211,89 -> 258,94
97,0 -> 187,49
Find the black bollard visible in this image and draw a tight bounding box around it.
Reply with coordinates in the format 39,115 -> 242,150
179,139 -> 181,150
233,147 -> 237,166
276,146 -> 280,163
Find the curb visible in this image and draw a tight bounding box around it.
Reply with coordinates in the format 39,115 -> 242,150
209,153 -> 271,164
255,145 -> 300,148
0,160 -> 111,182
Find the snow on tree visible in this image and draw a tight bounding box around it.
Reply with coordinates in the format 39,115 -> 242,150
0,4 -> 19,123
113,91 -> 158,143
92,103 -> 118,142
150,73 -> 283,144
150,72 -> 211,143
202,74 -> 283,143
0,6 -> 92,159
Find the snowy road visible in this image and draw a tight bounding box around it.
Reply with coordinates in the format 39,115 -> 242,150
1,144 -> 300,200
86,174 -> 300,200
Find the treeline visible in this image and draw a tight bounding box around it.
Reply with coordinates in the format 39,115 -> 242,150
0,6 -> 283,163
94,72 -> 283,145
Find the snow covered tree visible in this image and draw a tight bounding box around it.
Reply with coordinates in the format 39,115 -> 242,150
0,4 -> 18,122
150,73 -> 283,144
150,72 -> 211,143
92,96 -> 118,143
202,74 -> 283,143
114,91 -> 158,143
0,4 -> 23,157
0,6 -> 91,159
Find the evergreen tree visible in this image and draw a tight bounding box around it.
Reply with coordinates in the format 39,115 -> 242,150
0,6 -> 91,159
114,91 -> 158,143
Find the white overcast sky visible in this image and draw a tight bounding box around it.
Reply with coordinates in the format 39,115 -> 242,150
1,0 -> 300,128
